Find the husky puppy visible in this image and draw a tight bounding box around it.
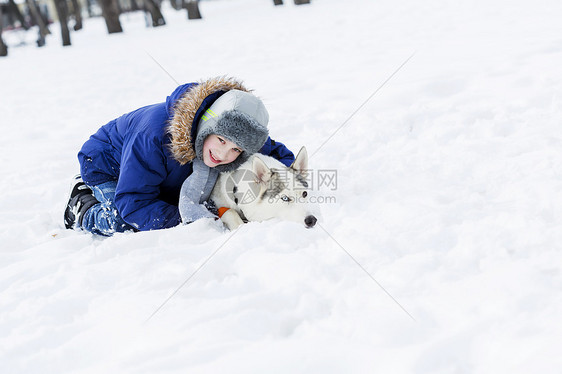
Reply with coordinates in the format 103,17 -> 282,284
210,147 -> 318,230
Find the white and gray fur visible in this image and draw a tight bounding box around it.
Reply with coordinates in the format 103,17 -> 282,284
210,146 -> 318,230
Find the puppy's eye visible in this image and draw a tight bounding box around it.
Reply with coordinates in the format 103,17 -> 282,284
302,191 -> 307,198
280,195 -> 290,202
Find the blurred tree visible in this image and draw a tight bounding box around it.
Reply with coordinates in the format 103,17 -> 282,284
85,0 -> 96,17
8,0 -> 28,29
0,4 -> 7,56
98,0 -> 123,33
53,0 -> 71,45
274,1 -> 311,6
130,0 -> 140,11
183,0 -> 201,20
70,0 -> 82,30
26,0 -> 50,46
144,0 -> 165,27
169,0 -> 181,11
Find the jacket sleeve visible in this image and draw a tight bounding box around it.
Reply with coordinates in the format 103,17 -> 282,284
259,137 -> 295,166
114,131 -> 181,231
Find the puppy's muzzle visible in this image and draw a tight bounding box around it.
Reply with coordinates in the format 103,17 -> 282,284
304,215 -> 317,228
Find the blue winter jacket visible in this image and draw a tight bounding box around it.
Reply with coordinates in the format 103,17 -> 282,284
78,78 -> 294,231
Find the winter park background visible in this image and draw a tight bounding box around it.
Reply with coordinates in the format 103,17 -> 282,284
1,0 -> 562,372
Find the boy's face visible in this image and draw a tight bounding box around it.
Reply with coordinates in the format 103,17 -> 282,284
202,135 -> 243,167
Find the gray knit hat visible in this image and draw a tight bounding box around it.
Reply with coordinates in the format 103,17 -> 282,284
195,90 -> 269,172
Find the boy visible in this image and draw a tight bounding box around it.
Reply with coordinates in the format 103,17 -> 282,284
64,77 -> 294,236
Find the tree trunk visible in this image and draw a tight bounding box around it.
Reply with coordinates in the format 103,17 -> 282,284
70,0 -> 83,30
183,0 -> 202,20
54,0 -> 71,46
130,0 -> 141,11
169,0 -> 182,11
26,0 -> 50,47
8,0 -> 29,30
36,0 -> 51,32
273,0 -> 283,5
98,0 -> 123,33
86,0 -> 94,17
294,0 -> 310,4
143,0 -> 166,27
0,5 -> 8,57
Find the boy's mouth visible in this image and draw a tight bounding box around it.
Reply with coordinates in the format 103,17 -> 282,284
209,150 -> 222,164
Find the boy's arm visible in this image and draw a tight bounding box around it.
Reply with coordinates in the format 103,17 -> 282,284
114,132 -> 181,231
259,137 -> 295,166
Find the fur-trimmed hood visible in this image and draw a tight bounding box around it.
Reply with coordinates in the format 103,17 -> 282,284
167,76 -> 251,165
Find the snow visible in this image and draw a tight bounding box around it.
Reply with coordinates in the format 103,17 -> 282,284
2,0 -> 562,372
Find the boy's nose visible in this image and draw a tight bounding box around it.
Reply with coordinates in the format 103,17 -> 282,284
214,149 -> 226,160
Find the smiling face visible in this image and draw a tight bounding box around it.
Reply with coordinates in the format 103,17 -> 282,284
202,134 -> 243,167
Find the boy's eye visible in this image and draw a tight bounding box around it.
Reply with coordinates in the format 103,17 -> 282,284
233,148 -> 242,153
218,137 -> 225,144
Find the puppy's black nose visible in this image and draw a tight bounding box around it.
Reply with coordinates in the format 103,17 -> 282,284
305,215 -> 317,228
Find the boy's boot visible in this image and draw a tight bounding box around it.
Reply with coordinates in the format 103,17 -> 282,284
64,175 -> 99,229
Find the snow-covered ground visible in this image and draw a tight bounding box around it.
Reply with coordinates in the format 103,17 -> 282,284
2,0 -> 562,372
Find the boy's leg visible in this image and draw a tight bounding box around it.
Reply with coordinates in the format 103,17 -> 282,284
81,181 -> 136,236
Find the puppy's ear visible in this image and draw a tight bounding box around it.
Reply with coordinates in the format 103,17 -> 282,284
290,146 -> 308,177
252,156 -> 271,184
